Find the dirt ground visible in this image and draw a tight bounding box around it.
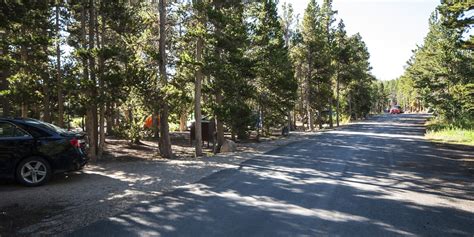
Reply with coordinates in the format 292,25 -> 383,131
105,132 -> 222,160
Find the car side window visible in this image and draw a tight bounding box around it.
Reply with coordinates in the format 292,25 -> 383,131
0,122 -> 31,138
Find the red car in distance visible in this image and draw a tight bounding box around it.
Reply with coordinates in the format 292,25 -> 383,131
390,105 -> 403,114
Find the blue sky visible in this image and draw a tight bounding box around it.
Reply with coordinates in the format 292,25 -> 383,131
279,0 -> 440,81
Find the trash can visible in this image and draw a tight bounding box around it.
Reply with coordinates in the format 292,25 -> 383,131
190,120 -> 216,148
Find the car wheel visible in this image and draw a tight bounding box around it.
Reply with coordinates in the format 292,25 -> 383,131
16,157 -> 51,187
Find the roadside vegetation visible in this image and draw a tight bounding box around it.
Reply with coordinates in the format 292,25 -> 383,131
426,118 -> 474,146
378,1 -> 473,145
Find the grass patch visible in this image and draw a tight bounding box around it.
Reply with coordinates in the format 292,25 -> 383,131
340,114 -> 352,125
425,118 -> 474,146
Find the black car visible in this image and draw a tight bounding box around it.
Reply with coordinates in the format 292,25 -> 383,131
0,118 -> 88,186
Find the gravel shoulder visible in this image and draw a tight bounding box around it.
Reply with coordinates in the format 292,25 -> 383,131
0,130 -> 313,236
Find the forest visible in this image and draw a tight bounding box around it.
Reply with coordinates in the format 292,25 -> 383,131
0,0 -> 471,159
383,0 -> 473,144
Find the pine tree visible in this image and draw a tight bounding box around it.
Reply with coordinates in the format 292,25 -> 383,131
438,0 -> 473,48
301,0 -> 320,130
403,11 -> 473,123
251,0 -> 297,135
280,2 -> 295,131
1,1 -> 52,119
56,2 -> 64,127
202,1 -> 253,144
334,20 -> 349,126
321,0 -> 337,128
344,33 -> 373,120
289,19 -> 307,129
193,0 -> 204,157
302,0 -> 333,129
158,0 -> 173,158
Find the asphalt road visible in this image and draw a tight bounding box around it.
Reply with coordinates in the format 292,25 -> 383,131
71,114 -> 474,237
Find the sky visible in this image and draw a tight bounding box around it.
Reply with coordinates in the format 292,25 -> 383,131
279,0 -> 440,81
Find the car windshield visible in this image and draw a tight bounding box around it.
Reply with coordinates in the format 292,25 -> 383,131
24,119 -> 68,134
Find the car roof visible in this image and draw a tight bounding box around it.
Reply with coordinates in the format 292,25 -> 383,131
0,117 -> 18,122
0,118 -> 45,125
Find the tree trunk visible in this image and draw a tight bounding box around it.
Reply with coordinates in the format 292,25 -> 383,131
105,102 -> 114,135
85,0 -> 98,161
308,108 -> 314,131
283,13 -> 292,133
215,92 -> 225,151
98,106 -> 105,159
292,110 -> 297,130
98,14 -> 106,160
91,2 -> 99,160
42,78 -> 51,122
0,58 -> 10,117
56,3 -> 64,127
211,0 -> 225,151
159,105 -> 172,158
152,110 -> 159,139
348,93 -> 352,121
336,72 -> 340,127
0,76 -> 8,117
86,109 -> 98,154
260,104 -> 266,136
306,51 -> 314,131
1,29 -> 10,117
317,82 -> 323,130
21,104 -> 28,118
114,103 -> 120,128
287,111 -> 292,132
328,97 -> 333,128
42,24 -> 51,123
33,105 -> 40,119
158,0 -> 173,158
325,14 -> 332,129
297,63 -> 303,129
20,35 -> 29,118
179,111 -> 187,132
193,0 -> 204,157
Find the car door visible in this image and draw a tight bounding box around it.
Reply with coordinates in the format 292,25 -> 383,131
0,122 -> 35,176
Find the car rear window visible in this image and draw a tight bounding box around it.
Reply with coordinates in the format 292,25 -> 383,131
23,125 -> 53,137
22,119 -> 67,137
